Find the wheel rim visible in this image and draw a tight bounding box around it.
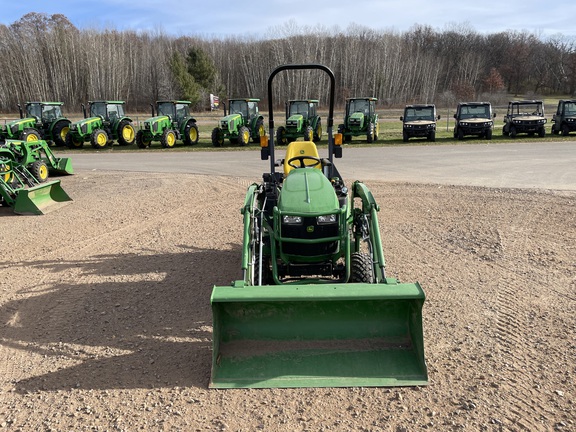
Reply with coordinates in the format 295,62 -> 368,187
189,128 -> 198,142
97,132 -> 107,146
122,125 -> 135,142
259,125 -> 265,136
39,164 -> 48,181
243,130 -> 250,142
167,132 -> 176,147
60,126 -> 70,141
26,133 -> 40,141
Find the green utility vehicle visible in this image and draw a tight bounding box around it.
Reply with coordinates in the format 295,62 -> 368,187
210,64 -> 427,389
338,97 -> 379,142
211,98 -> 265,146
400,104 -> 440,142
1,102 -> 71,146
136,100 -> 199,148
502,100 -> 547,138
453,101 -> 495,140
551,99 -> 576,136
67,101 -> 136,149
276,99 -> 322,145
0,141 -> 72,215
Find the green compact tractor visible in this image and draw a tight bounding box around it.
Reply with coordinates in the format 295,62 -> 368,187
0,141 -> 72,215
400,104 -> 440,142
453,101 -> 496,140
551,99 -> 576,136
67,101 -> 136,149
1,102 -> 71,146
338,97 -> 379,142
211,98 -> 265,146
136,100 -> 199,148
210,64 -> 427,389
276,99 -> 322,145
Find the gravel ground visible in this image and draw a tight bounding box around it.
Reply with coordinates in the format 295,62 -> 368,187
0,170 -> 574,431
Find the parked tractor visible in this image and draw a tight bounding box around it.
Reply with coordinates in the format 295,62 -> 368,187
551,99 -> 576,136
453,101 -> 495,140
1,102 -> 71,146
1,139 -> 73,182
136,100 -> 199,148
338,97 -> 379,142
276,99 -> 322,145
67,101 -> 136,149
210,64 -> 427,389
400,104 -> 440,142
0,141 -> 72,215
211,98 -> 265,146
502,100 -> 547,138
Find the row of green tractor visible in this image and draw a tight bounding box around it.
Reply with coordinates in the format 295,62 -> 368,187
212,97 -> 380,147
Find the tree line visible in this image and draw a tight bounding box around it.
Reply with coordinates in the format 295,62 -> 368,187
1,13 -> 575,114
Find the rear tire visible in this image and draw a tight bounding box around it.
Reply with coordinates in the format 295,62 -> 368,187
304,126 -> 313,141
350,252 -> 374,283
29,160 -> 49,183
366,122 -> 374,143
52,121 -> 70,147
252,119 -> 265,143
313,119 -> 322,142
118,121 -> 136,146
184,122 -> 199,145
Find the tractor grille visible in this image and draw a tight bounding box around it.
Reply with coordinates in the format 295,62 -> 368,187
281,217 -> 339,256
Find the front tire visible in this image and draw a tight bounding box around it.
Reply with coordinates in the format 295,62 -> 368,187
136,130 -> 151,148
29,160 -> 49,183
91,129 -> 109,149
276,126 -> 288,145
161,129 -> 177,148
238,126 -> 250,146
350,252 -> 374,283
21,128 -> 41,142
211,127 -> 224,147
66,133 -> 84,149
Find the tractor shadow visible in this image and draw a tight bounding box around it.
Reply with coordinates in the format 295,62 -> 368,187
0,245 -> 241,393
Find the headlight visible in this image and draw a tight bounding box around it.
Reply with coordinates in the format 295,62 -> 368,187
283,215 -> 302,224
460,122 -> 468,126
317,214 -> 337,224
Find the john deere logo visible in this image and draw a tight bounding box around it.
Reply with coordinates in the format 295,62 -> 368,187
307,226 -> 314,233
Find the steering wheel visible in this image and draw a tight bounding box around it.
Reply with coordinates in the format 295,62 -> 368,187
287,155 -> 322,169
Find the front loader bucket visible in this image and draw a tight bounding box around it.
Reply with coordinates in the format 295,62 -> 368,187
50,157 -> 74,175
13,180 -> 72,215
210,281 -> 427,389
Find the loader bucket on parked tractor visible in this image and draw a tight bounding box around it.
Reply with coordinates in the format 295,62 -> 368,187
12,180 -> 72,215
210,281 -> 427,389
51,157 -> 74,175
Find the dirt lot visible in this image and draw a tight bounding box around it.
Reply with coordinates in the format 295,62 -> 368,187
0,169 -> 574,431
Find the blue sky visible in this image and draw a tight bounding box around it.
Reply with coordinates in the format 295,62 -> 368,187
3,0 -> 576,39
